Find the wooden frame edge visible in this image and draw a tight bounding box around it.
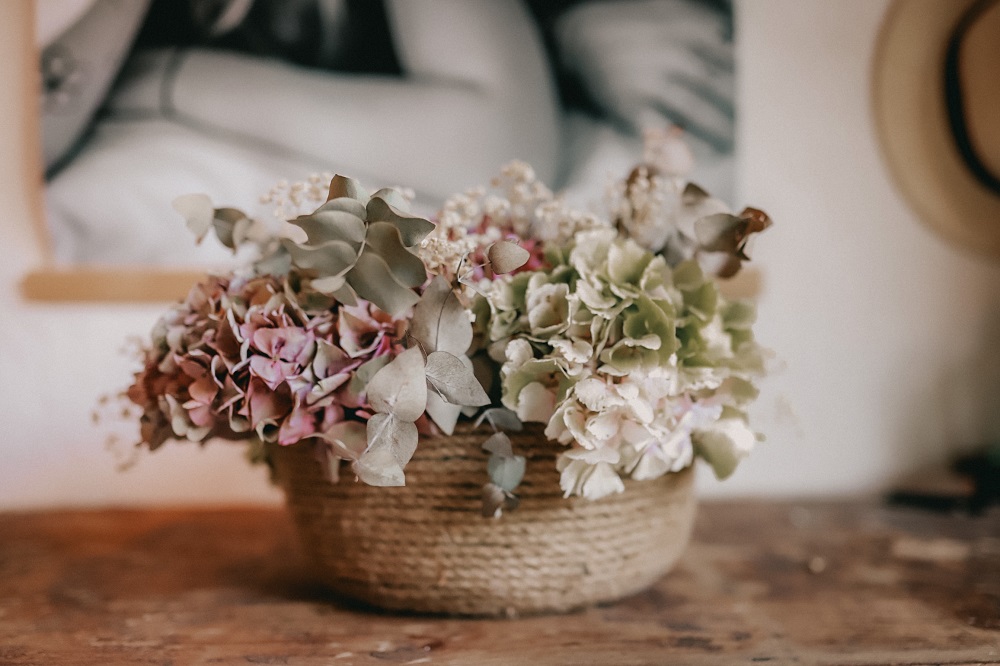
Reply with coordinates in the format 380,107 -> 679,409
21,268 -> 205,303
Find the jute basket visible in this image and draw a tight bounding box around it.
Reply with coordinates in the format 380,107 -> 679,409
270,423 -> 696,617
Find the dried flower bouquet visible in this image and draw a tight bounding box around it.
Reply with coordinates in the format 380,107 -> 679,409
127,131 -> 770,517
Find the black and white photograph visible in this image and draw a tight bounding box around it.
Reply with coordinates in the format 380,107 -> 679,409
38,0 -> 735,267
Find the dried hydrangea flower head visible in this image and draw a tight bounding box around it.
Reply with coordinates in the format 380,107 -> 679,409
477,227 -> 766,500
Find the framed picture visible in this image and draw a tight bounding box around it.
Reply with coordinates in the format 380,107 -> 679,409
24,0 -> 737,301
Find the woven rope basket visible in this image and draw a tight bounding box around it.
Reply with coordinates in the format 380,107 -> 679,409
270,423 -> 697,617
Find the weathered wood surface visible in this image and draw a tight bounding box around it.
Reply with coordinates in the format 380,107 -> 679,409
0,502 -> 997,665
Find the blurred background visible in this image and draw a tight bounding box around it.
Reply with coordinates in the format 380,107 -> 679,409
2,0 -> 1000,508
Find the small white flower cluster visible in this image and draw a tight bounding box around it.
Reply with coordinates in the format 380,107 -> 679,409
418,161 -> 611,280
261,173 -> 337,220
418,187 -> 504,279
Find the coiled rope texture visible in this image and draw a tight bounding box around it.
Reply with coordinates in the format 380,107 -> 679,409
270,423 -> 696,616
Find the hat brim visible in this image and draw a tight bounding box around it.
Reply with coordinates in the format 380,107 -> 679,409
873,0 -> 1000,257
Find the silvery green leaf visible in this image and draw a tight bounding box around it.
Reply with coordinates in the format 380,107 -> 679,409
458,267 -> 488,296
474,408 -> 523,432
365,347 -> 427,422
353,446 -> 405,487
487,240 -> 530,274
331,282 -> 358,307
234,217 -> 271,247
292,210 -> 366,246
424,351 -> 489,407
283,238 -> 357,274
354,413 -> 418,486
365,221 -> 427,288
328,174 -> 368,202
409,276 -> 472,355
366,413 -> 419,464
346,251 -> 420,317
366,196 -> 435,247
172,193 -> 213,242
426,391 -> 461,435
316,197 -> 368,218
481,431 -> 513,457
311,274 -> 346,294
253,246 -> 291,276
481,482 -> 520,518
213,208 -> 253,250
488,454 -> 526,492
370,187 -> 408,210
320,421 -> 368,461
346,354 -> 391,398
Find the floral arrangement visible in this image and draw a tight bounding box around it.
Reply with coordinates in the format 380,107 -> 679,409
127,130 -> 770,515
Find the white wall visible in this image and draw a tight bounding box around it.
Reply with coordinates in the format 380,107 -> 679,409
2,0 -> 1000,508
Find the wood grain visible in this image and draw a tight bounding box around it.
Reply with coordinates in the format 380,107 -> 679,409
0,502 -> 997,665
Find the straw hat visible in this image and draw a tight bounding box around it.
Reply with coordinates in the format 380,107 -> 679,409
873,0 -> 1000,257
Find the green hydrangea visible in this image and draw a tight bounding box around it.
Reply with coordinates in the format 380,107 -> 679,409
477,229 -> 766,499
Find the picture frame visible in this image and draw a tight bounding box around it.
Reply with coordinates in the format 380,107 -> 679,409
23,0 -> 744,302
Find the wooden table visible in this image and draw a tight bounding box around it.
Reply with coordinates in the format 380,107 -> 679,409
0,501 -> 997,665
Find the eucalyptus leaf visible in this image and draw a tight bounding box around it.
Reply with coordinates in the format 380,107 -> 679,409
291,210 -> 366,246
409,276 -> 472,355
331,282 -> 358,307
346,354 -> 391,398
316,197 -> 368,218
426,391 -> 461,435
481,482 -> 520,518
354,413 -> 418,486
328,174 -> 368,202
458,267 -> 488,296
283,238 -> 357,274
311,274 -> 347,294
424,351 -> 489,407
365,412 -> 419,466
474,408 -> 524,432
316,419 -> 368,462
365,221 -> 427,288
253,246 -> 292,276
346,251 -> 420,317
481,431 -> 513,457
172,193 -> 214,242
370,187 -> 408,210
366,196 -> 435,247
488,454 -> 526,492
353,447 -> 405,487
365,347 -> 427,421
487,240 -> 530,274
232,217 -> 268,247
213,208 -> 253,251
